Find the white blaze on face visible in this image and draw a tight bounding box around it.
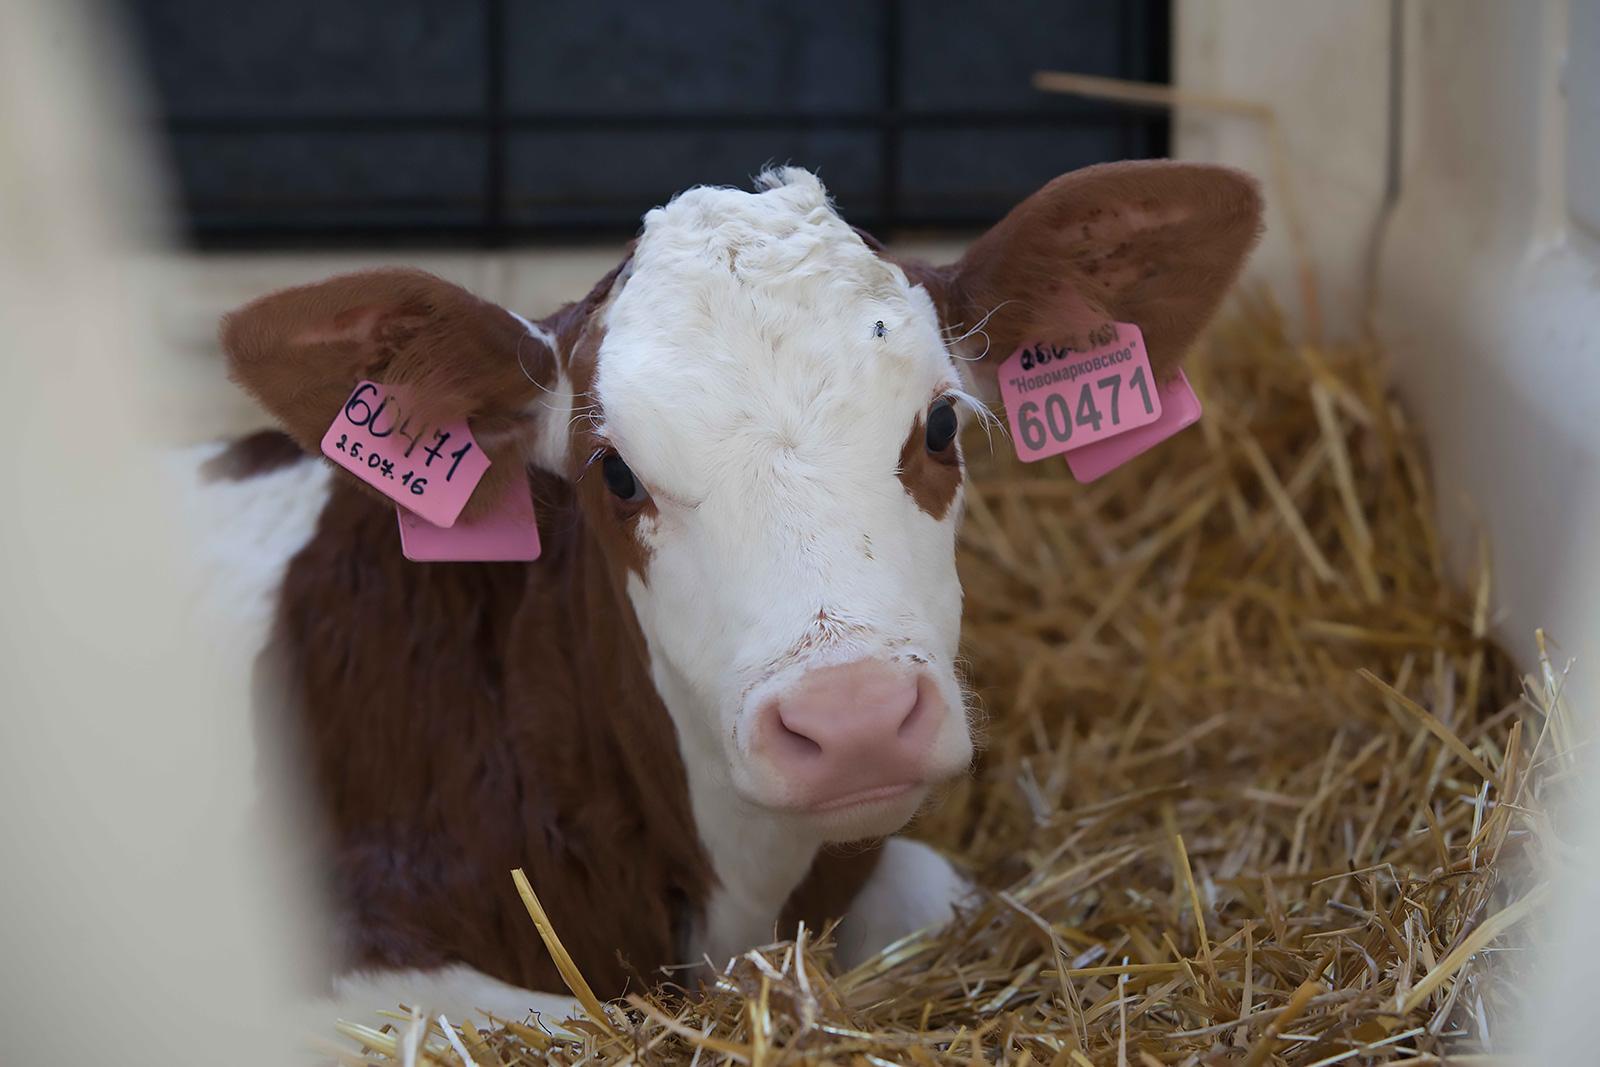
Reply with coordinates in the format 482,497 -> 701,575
593,169 -> 973,838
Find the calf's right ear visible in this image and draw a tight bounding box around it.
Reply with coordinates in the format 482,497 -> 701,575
220,269 -> 564,502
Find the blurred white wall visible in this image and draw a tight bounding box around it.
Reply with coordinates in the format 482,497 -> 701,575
1174,0 -> 1393,339
1177,0 -> 1600,703
0,2 -> 311,1063
1379,0 -> 1600,709
1378,3 -> 1600,1061
1179,2 -> 1599,1060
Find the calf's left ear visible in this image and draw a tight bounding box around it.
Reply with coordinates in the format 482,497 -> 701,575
919,161 -> 1263,384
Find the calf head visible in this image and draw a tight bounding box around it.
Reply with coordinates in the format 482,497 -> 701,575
224,162 -> 1260,843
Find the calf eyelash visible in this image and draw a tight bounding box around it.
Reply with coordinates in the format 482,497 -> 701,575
945,385 -> 1008,450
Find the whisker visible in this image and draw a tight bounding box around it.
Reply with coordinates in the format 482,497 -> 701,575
941,299 -> 1014,363
567,402 -> 604,431
513,323 -> 568,397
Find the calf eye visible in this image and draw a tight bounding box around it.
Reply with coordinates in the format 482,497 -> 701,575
925,397 -> 959,453
601,453 -> 648,504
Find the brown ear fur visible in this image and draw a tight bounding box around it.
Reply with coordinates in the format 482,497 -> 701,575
917,161 -> 1263,381
221,268 -> 556,514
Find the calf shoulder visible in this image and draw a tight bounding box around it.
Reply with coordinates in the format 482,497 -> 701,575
267,470 -> 711,995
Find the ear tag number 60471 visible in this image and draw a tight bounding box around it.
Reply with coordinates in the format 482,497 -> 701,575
320,379 -> 492,528
1013,365 -> 1156,453
998,323 -> 1164,464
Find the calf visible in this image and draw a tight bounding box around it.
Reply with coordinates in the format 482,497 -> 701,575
198,162 -> 1260,1019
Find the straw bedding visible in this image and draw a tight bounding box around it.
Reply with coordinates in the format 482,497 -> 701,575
339,301 -> 1566,1066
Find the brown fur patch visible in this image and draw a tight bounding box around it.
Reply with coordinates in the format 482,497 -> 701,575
199,429 -> 306,482
891,161 -> 1263,384
270,470 -> 710,997
252,259 -> 712,997
896,414 -> 962,520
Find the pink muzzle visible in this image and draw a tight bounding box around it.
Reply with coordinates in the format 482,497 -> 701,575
750,658 -> 947,811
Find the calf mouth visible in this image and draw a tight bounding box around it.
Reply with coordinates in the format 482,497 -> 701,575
809,782 -> 918,813
805,788 -> 929,842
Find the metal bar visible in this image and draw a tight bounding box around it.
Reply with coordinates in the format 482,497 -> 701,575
877,0 -> 901,233
155,2 -> 1174,246
1114,0 -> 1173,159
162,109 -> 1137,135
180,211 -> 1045,248
1145,0 -> 1174,157
1119,0 -> 1138,158
482,0 -> 507,246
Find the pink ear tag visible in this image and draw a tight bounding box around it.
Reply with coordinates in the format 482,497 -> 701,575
1064,370 -> 1202,483
996,322 -> 1202,482
396,484 -> 542,562
320,379 -> 491,528
321,379 -> 542,562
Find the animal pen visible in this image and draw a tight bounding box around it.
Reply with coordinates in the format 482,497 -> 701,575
1,4 -> 1592,1067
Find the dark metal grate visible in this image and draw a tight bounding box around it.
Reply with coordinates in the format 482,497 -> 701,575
130,0 -> 1170,247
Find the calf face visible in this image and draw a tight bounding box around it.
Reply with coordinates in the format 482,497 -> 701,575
224,162 -> 1261,845
585,172 -> 973,838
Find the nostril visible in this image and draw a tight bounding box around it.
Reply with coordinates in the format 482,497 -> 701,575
772,704 -> 825,761
779,721 -> 824,760
896,677 -> 932,739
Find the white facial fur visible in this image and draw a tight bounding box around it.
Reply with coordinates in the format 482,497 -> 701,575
590,169 -> 975,842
